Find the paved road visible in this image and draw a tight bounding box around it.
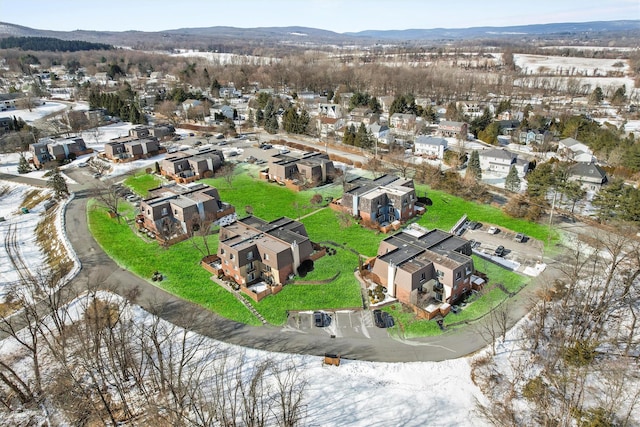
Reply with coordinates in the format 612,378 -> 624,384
2,163 -> 569,363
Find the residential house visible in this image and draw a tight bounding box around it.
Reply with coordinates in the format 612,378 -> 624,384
390,113 -> 417,133
558,137 -> 595,163
438,121 -> 468,139
337,175 -> 418,227
219,86 -> 242,98
479,148 -> 528,176
267,152 -> 335,188
349,107 -> 373,124
316,116 -> 344,138
367,122 -> 390,141
182,99 -> 201,112
138,183 -> 235,241
457,102 -> 483,119
318,103 -> 343,119
211,104 -> 235,120
30,136 -> 91,167
369,225 -> 474,307
161,147 -> 225,182
497,119 -> 521,136
414,136 -> 448,159
567,162 -> 608,192
518,129 -> 550,145
217,216 -> 315,288
150,124 -> 175,140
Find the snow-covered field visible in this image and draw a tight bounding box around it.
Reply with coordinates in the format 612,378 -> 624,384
0,101 -> 69,123
0,182 -> 50,300
515,54 -> 629,76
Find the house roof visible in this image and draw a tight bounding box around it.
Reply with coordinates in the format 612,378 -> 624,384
569,162 -> 607,181
558,137 -> 584,149
479,148 -> 517,161
378,228 -> 471,269
415,136 -> 447,147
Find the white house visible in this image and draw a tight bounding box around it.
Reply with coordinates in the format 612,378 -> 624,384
367,122 -> 390,141
567,162 -> 608,192
479,148 -> 528,176
414,136 -> 448,159
558,137 -> 594,162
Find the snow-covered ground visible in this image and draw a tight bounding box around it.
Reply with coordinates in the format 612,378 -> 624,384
0,182 -> 50,301
515,54 -> 629,76
0,101 -> 69,123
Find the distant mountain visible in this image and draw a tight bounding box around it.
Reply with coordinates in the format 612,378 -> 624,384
346,20 -> 640,40
0,20 -> 638,49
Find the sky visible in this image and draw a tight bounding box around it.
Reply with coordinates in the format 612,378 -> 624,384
1,0 -> 639,33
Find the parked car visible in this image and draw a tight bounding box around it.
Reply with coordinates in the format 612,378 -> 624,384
450,305 -> 461,314
494,245 -> 505,257
193,141 -> 202,146
373,310 -> 385,328
487,226 -> 499,234
314,311 -> 328,327
261,143 -> 272,150
468,221 -> 482,230
78,162 -> 88,168
514,232 -> 525,243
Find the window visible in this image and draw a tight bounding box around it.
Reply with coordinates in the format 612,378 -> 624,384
264,253 -> 269,260
436,270 -> 444,278
247,251 -> 253,260
230,253 -> 234,260
174,209 -> 177,214
456,271 -> 462,281
161,207 -> 168,216
220,248 -> 225,255
420,272 -> 426,282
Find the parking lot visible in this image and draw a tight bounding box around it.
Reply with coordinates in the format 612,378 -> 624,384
286,310 -> 390,339
463,224 -> 544,273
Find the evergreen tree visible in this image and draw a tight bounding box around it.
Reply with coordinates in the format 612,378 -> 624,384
343,124 -> 356,146
477,122 -> 501,145
17,154 -> 31,174
466,150 -> 481,181
355,123 -> 370,148
47,168 -> 69,199
505,165 -> 521,192
592,178 -> 624,223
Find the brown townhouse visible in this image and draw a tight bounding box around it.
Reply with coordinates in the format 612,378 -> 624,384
217,216 -> 314,287
138,183 -> 235,239
370,226 -> 474,307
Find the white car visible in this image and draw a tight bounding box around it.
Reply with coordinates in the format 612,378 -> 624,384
487,226 -> 498,234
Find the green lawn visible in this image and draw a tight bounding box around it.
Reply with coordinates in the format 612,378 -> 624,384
89,167 -> 552,333
124,172 -> 164,197
87,200 -> 262,326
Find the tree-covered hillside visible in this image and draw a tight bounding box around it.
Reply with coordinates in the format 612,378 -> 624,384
0,36 -> 112,52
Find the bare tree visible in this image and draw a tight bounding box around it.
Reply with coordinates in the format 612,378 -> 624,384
217,163 -> 236,188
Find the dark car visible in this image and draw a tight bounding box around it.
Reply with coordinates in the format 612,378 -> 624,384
450,305 -> 461,314
373,309 -> 385,328
468,221 -> 482,230
494,245 -> 505,257
314,311 -> 330,327
193,141 -> 202,146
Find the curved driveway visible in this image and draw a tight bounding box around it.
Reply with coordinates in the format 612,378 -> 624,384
0,170 -> 559,362
64,182 -> 564,362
